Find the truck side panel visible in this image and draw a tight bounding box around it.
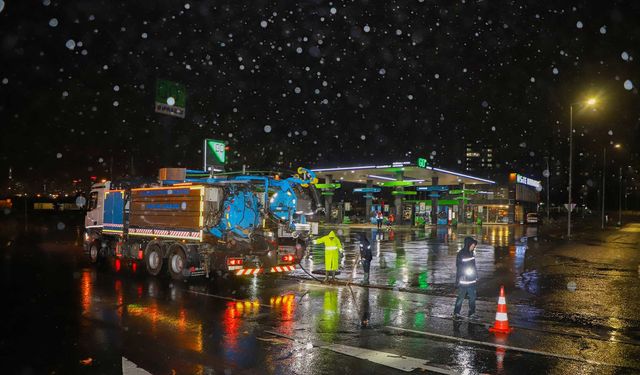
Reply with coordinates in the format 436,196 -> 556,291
129,186 -> 204,241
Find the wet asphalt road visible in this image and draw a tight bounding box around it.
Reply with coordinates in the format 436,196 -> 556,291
2,214 -> 640,374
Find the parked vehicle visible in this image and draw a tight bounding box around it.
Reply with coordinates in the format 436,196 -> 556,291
84,167 -> 319,279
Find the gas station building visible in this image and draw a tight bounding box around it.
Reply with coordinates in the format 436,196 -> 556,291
311,160 -> 540,225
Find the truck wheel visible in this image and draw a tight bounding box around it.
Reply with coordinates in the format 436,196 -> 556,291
168,247 -> 187,280
89,242 -> 100,264
145,244 -> 164,276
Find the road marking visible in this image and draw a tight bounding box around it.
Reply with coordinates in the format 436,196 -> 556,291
264,330 -> 456,374
321,344 -> 456,374
122,357 -> 151,375
386,326 -> 640,370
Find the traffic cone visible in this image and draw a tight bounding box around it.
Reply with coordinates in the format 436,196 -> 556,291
489,285 -> 513,334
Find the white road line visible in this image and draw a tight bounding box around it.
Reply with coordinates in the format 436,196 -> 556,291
264,330 -> 457,374
321,343 -> 456,374
385,326 -> 640,371
122,357 -> 152,375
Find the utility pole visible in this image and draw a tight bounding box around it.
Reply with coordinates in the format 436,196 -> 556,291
618,166 -> 622,227
545,157 -> 550,223
601,147 -> 606,229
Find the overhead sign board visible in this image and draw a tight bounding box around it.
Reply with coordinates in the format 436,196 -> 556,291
515,174 -> 541,190
204,139 -> 226,172
155,79 -> 186,118
417,157 -> 429,168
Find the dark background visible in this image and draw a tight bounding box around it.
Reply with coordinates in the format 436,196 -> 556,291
1,0 -> 639,206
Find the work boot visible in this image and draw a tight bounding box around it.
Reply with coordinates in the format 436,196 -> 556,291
363,273 -> 370,284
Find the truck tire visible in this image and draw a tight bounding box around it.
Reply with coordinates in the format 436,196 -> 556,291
145,244 -> 164,276
168,246 -> 187,280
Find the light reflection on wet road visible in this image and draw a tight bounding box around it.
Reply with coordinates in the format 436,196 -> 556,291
3,222 -> 640,374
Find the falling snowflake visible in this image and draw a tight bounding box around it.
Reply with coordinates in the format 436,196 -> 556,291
360,135 -> 366,140
599,26 -> 607,34
624,80 -> 633,90
552,67 -> 559,75
330,7 -> 337,15
113,100 -> 119,107
622,51 -> 630,61
363,25 -> 371,33
113,85 -> 120,92
184,3 -> 190,9
264,125 -> 272,133
260,20 -> 268,28
576,21 -> 583,29
378,68 -> 386,75
49,18 -> 58,27
167,97 -> 176,105
65,39 -> 76,50
141,32 -> 148,39
56,153 -> 62,159
294,87 -> 301,94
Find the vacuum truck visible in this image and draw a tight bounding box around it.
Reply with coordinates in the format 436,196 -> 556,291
83,167 -> 320,279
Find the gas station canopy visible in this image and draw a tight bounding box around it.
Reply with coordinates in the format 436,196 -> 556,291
312,161 -> 495,186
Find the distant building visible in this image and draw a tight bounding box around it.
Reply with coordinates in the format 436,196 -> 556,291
465,143 -> 494,176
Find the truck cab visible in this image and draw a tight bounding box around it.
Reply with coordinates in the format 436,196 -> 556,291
85,181 -> 110,229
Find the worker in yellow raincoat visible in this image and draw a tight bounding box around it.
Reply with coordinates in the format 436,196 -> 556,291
313,231 -> 343,282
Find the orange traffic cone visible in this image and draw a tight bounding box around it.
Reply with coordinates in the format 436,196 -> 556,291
489,285 -> 513,334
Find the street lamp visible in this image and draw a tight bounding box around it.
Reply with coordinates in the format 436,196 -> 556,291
601,143 -> 622,229
567,97 -> 598,239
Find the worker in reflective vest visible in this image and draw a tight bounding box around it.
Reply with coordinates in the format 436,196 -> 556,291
313,231 -> 343,282
454,237 -> 478,319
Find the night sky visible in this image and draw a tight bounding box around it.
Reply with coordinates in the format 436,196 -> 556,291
0,0 -> 639,204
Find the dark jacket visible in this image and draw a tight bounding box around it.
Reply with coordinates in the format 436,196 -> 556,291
456,237 -> 478,287
359,234 -> 373,261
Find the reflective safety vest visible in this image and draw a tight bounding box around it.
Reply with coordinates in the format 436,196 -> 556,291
313,231 -> 343,271
456,248 -> 477,286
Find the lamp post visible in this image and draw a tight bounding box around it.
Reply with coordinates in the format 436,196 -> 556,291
601,147 -> 606,229
618,166 -> 623,227
567,98 -> 597,239
602,143 -> 622,229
